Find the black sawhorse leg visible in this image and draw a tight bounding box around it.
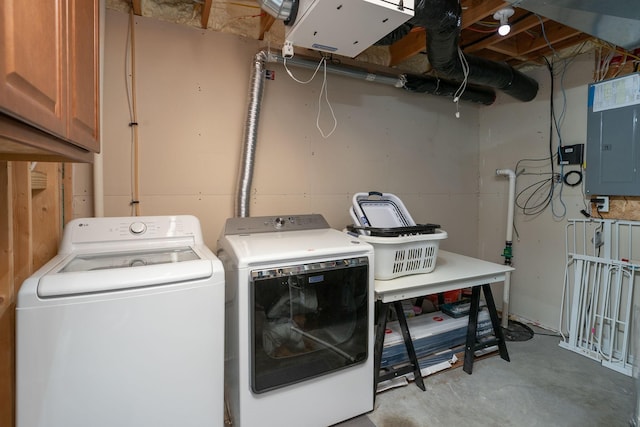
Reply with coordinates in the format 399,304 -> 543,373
463,284 -> 510,374
374,300 -> 425,395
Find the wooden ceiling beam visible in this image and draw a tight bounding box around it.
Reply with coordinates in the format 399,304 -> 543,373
464,15 -> 548,53
389,0 -> 510,65
259,13 -> 275,40
389,29 -> 426,66
460,0 -> 509,29
517,23 -> 583,56
485,38 -> 520,56
515,33 -> 594,64
201,0 -> 212,29
131,0 -> 142,16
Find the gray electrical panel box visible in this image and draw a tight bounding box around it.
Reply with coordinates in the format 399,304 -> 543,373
585,73 -> 640,196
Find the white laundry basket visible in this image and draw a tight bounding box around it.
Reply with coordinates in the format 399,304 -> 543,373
356,230 -> 448,280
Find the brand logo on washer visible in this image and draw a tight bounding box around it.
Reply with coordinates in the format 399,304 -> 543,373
78,223 -> 89,227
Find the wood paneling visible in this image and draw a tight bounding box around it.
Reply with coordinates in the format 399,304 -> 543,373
0,160 -> 69,427
0,161 -> 16,427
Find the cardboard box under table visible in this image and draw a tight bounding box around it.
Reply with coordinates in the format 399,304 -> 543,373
373,250 -> 514,392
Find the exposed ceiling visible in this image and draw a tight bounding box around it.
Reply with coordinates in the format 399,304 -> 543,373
108,0 -> 637,76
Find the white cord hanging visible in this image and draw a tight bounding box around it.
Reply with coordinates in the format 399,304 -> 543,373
283,56 -> 338,138
283,56 -> 325,84
453,47 -> 469,119
316,60 -> 337,138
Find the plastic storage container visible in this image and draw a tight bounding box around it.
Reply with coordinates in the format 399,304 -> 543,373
349,191 -> 447,280
355,230 -> 447,280
351,192 -> 415,228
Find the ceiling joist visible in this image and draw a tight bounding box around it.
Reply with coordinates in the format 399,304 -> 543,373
113,0 -> 632,73
201,0 -> 212,29
131,0 -> 142,15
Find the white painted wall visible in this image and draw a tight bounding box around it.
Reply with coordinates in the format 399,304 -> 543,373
478,53 -> 595,330
75,10 -> 599,330
79,10 -> 482,255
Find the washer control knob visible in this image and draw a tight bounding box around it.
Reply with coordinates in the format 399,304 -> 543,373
129,221 -> 147,235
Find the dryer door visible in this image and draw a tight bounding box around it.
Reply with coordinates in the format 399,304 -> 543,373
250,256 -> 370,393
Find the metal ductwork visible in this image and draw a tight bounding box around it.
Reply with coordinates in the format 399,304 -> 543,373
234,50 -> 497,216
506,0 -> 640,51
381,0 -> 539,102
235,51 -> 268,218
259,0 -> 298,23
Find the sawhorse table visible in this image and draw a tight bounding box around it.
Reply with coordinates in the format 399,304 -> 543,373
374,250 -> 514,392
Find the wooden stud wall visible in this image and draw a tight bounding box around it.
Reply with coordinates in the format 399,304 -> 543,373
0,161 -> 67,427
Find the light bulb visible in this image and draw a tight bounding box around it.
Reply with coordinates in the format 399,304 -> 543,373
493,7 -> 515,37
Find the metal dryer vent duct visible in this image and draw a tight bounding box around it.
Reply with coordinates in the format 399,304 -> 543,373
259,0 -> 298,23
234,50 -> 497,217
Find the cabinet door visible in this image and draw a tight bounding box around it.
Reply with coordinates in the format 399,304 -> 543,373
67,0 -> 99,152
0,1 -> 67,138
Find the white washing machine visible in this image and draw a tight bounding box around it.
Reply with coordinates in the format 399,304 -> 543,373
16,215 -> 225,427
217,214 -> 375,427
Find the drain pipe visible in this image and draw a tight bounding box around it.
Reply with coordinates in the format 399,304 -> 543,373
496,168 -> 516,328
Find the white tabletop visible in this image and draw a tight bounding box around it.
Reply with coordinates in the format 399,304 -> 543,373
375,250 -> 514,303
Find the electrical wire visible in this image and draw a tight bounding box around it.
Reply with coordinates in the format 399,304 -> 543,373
453,47 -> 469,119
514,54 -> 584,220
316,60 -> 337,138
513,57 -> 558,217
535,14 -> 558,58
283,55 -> 324,84
283,55 -> 338,138
126,5 -> 141,216
466,25 -> 498,34
553,165 -> 568,219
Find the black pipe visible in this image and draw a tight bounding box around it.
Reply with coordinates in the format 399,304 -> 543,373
379,0 -> 539,102
416,0 -> 538,102
403,74 -> 496,105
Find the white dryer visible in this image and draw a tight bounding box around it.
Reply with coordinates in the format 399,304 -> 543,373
217,214 -> 375,427
16,215 -> 224,427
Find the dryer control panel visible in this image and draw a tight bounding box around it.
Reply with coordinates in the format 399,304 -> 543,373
223,214 -> 330,235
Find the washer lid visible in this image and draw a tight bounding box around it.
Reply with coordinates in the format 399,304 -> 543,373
60,247 -> 200,272
37,247 -> 213,298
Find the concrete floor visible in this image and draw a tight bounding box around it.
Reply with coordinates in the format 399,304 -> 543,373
339,326 -> 637,427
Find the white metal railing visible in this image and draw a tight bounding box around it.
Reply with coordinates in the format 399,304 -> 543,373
560,219 -> 640,376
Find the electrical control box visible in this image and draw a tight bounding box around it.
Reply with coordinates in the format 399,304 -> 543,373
558,144 -> 584,165
585,73 -> 640,196
285,0 -> 414,58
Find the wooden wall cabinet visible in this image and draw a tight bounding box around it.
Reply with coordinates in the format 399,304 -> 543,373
0,0 -> 99,162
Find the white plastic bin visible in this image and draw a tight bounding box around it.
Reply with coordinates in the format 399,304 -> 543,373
356,230 -> 448,280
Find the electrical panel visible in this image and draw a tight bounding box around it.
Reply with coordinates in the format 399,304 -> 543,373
585,73 -> 640,196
